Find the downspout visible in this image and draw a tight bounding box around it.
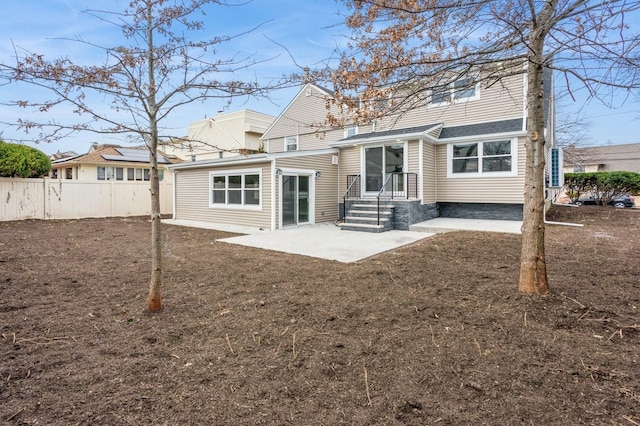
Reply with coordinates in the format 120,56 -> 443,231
418,139 -> 424,202
270,159 -> 276,231
434,145 -> 437,207
172,170 -> 177,219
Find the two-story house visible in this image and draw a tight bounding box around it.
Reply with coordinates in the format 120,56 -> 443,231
160,109 -> 275,162
168,69 -> 554,232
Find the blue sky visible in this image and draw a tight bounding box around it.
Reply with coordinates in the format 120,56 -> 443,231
1,0 -> 638,155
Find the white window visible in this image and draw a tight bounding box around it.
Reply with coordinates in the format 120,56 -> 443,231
126,167 -> 153,181
210,169 -> 261,209
344,126 -> 358,138
429,76 -> 480,106
448,139 -> 516,177
285,136 -> 298,152
97,166 -> 124,181
453,77 -> 477,101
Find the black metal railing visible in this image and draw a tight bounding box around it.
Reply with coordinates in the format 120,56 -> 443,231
342,174 -> 361,221
376,172 -> 419,225
342,173 -> 419,225
376,172 -> 419,200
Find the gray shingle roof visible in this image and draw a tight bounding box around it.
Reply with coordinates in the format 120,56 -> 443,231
340,123 -> 441,143
438,118 -> 523,139
336,118 -> 524,145
314,84 -> 334,96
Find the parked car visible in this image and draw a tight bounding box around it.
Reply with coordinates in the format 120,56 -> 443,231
574,194 -> 635,208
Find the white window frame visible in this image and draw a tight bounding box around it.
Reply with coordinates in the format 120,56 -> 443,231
446,138 -> 518,178
277,167 -> 316,229
209,168 -> 262,210
97,166 -> 124,181
429,75 -> 481,107
344,126 -> 358,138
126,167 -> 152,181
285,135 -> 298,152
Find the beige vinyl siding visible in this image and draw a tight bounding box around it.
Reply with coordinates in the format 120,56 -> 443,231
175,162 -> 272,228
434,137 -> 526,203
422,142 -> 437,203
407,140 -> 419,173
263,88 -> 332,140
275,153 -> 340,223
337,147 -> 361,198
298,132 -> 337,151
407,140 -> 420,198
266,137 -> 285,153
375,73 -> 525,131
264,129 -> 344,153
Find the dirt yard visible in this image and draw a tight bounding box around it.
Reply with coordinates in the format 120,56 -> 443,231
1,206 -> 638,425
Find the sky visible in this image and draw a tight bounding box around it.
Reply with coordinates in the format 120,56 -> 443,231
0,0 -> 639,156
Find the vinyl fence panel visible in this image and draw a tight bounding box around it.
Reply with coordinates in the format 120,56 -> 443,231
0,178 -> 173,221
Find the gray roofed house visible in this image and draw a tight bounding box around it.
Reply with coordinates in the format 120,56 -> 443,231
563,143 -> 640,173
170,69 -> 557,233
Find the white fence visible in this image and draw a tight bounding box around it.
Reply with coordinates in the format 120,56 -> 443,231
0,178 -> 173,221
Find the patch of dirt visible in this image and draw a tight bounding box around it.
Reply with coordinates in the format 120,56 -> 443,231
1,205 -> 639,425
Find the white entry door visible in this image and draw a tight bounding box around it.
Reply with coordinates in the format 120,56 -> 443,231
364,143 -> 405,195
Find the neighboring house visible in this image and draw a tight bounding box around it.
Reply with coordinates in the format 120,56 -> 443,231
160,109 -> 275,162
169,69 -> 556,232
50,144 -> 181,183
563,142 -> 640,173
50,150 -> 79,162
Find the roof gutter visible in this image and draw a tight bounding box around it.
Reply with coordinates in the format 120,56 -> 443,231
329,124 -> 443,147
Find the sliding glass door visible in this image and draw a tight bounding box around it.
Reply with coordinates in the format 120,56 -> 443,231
282,175 -> 310,226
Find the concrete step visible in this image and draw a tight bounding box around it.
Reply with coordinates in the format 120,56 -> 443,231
344,216 -> 390,224
348,209 -> 394,217
339,222 -> 387,233
351,203 -> 396,210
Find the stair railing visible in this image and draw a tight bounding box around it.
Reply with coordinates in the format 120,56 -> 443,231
342,174 -> 361,222
375,172 -> 419,225
376,173 -> 396,226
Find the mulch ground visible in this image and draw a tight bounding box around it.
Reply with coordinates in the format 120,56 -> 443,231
1,205 -> 639,425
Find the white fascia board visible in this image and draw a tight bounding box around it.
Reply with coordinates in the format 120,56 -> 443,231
168,154 -> 269,170
329,124 -> 442,147
168,148 -> 339,170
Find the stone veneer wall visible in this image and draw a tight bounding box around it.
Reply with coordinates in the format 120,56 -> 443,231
391,200 -> 439,230
438,202 -> 523,221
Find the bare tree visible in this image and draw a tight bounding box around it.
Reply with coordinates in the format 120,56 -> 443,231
1,0 -> 276,311
555,110 -> 593,148
327,0 -> 640,294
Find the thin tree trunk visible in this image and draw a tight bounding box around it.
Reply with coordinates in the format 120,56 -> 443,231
146,0 -> 163,311
148,140 -> 163,311
519,2 -> 554,295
